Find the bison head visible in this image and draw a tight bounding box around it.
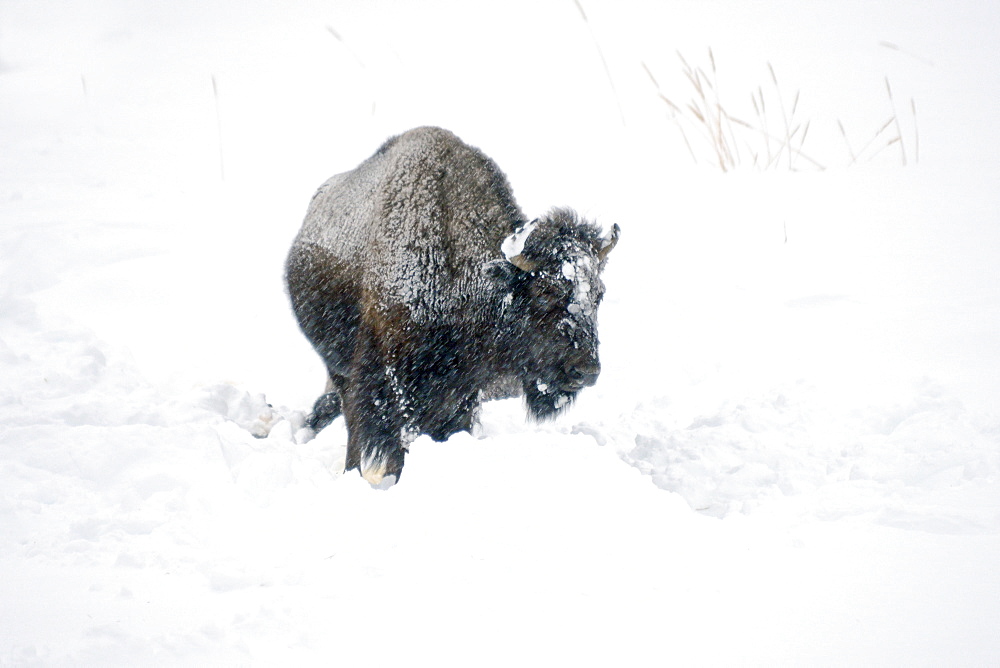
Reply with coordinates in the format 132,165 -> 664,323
491,208 -> 619,420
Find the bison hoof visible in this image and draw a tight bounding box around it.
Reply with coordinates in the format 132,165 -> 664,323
360,464 -> 398,489
354,455 -> 401,488
369,473 -> 398,490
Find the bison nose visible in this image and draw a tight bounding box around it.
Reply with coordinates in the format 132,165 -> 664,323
566,362 -> 600,389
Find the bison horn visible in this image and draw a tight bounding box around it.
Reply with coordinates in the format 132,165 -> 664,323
597,223 -> 620,262
508,253 -> 540,273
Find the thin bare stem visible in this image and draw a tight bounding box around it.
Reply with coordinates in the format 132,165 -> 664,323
756,126 -> 825,170
885,77 -> 907,166
650,50 -> 824,172
573,0 -> 626,127
867,136 -> 902,163
768,62 -> 793,170
853,117 -> 895,164
642,61 -> 699,164
211,74 -> 224,181
837,119 -> 857,164
326,25 -> 367,69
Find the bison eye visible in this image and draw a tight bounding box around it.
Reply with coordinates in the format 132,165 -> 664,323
529,275 -> 573,310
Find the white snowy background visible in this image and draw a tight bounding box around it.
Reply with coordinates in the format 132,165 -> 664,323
2,0 -> 999,664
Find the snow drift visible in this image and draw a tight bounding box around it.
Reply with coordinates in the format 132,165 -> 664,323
2,0 -> 999,664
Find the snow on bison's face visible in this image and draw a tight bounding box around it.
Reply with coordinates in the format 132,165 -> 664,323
496,208 -> 619,420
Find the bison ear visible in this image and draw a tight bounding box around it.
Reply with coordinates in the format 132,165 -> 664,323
597,223 -> 620,263
483,259 -> 521,286
508,253 -> 540,273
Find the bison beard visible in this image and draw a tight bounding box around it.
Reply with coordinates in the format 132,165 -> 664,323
285,127 -> 619,485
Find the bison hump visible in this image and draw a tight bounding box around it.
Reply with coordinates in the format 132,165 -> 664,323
297,127 -> 527,323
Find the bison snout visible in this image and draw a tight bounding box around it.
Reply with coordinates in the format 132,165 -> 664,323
564,361 -> 600,390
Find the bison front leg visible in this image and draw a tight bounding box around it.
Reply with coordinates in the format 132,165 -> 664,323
341,376 -> 409,487
306,375 -> 344,432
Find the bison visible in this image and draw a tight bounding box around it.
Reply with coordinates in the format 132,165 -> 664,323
285,127 -> 619,485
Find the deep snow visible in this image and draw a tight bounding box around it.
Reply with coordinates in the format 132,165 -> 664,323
2,0 -> 999,665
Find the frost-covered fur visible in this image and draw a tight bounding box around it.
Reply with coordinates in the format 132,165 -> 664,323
285,127 -> 618,483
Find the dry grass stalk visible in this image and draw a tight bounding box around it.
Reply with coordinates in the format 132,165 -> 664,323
848,116 -> 895,164
326,25 -> 367,70
573,0 -> 626,127
642,61 -> 698,164
646,50 -> 823,172
838,77 -> 917,166
326,24 -> 377,116
885,77 -> 907,166
211,74 -> 224,181
837,119 -> 856,163
647,49 -> 919,171
768,62 -> 793,170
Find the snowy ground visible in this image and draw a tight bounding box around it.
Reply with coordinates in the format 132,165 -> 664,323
2,0 -> 999,665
